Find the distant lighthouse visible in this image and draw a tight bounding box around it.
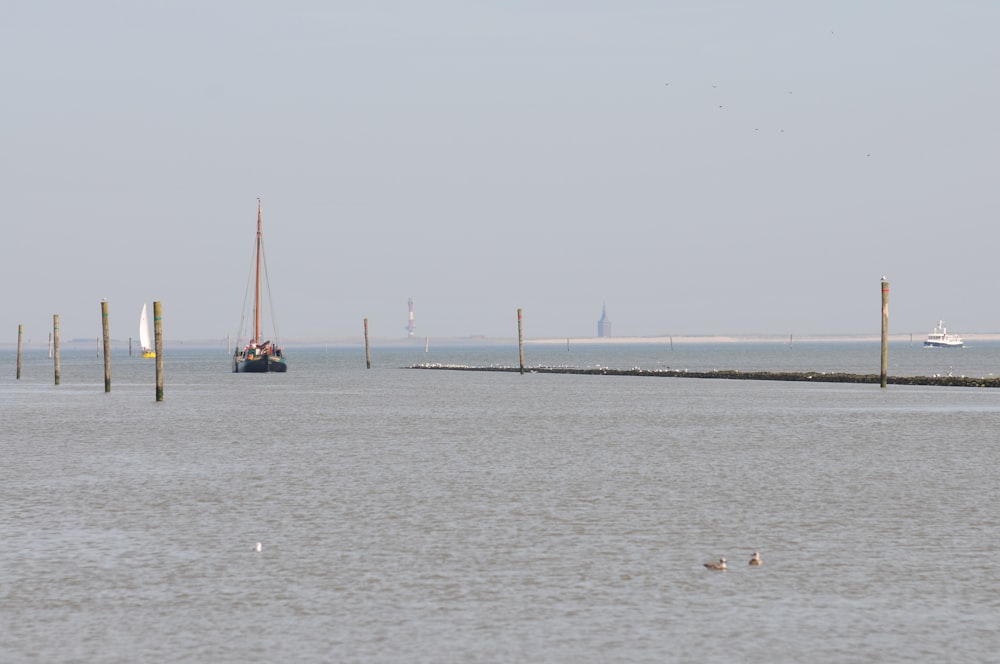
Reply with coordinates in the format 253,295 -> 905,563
597,303 -> 612,338
406,298 -> 416,337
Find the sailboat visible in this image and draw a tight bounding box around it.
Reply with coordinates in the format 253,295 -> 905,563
139,303 -> 156,358
233,199 -> 288,373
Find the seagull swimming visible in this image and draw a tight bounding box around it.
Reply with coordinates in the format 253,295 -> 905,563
704,558 -> 727,571
254,542 -> 262,553
749,552 -> 762,566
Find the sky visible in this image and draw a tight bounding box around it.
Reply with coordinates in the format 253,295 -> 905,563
3,1 -> 998,343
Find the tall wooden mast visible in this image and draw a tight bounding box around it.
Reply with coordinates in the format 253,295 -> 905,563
254,198 -> 262,344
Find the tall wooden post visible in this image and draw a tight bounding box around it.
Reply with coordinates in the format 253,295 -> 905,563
16,324 -> 23,380
154,301 -> 164,401
880,278 -> 889,389
364,318 -> 372,369
517,308 -> 525,375
101,300 -> 111,392
53,314 -> 61,385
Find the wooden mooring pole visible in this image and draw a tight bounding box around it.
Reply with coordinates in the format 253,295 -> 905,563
880,277 -> 889,389
16,324 -> 23,380
53,314 -> 61,385
517,308 -> 525,375
101,300 -> 111,392
364,317 -> 372,369
154,301 -> 164,401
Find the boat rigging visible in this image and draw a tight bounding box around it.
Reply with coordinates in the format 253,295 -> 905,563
233,199 -> 288,373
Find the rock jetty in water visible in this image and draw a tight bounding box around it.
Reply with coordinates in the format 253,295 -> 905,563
409,364 -> 1000,388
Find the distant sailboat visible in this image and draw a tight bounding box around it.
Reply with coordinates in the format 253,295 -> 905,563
139,303 -> 156,358
233,199 -> 288,373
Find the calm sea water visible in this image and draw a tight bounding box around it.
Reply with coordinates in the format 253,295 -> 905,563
3,341 -> 1000,663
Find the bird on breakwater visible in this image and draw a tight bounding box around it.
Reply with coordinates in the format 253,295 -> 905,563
749,552 -> 762,566
704,558 -> 727,570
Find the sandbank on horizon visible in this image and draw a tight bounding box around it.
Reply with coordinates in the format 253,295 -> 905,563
528,333 -> 1000,345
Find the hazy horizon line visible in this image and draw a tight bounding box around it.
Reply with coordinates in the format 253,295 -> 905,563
5,332 -> 1000,350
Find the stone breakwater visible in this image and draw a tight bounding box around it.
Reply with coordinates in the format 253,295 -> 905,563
409,364 -> 1000,388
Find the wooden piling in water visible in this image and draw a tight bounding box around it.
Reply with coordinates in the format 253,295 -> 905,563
517,308 -> 525,375
880,278 -> 889,389
101,300 -> 111,392
53,314 -> 61,385
16,324 -> 23,380
154,301 -> 164,401
364,318 -> 372,369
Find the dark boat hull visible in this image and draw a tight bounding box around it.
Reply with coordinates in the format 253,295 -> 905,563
233,355 -> 288,373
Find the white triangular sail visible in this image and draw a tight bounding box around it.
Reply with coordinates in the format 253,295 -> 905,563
139,303 -> 152,352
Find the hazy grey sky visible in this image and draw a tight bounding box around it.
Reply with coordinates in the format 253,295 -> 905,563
3,1 -> 998,342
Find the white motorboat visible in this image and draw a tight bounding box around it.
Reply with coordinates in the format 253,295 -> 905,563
924,320 -> 963,348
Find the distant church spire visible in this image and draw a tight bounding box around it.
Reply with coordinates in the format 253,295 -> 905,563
597,303 -> 612,338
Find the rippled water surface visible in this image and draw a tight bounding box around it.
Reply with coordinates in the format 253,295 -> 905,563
3,343 -> 1000,662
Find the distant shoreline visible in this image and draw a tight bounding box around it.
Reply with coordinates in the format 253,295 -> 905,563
531,333 -> 1000,345
3,333 -> 1000,350
292,332 -> 1000,346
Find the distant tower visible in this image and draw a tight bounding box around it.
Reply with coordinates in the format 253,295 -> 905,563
406,298 -> 416,337
597,303 -> 612,338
